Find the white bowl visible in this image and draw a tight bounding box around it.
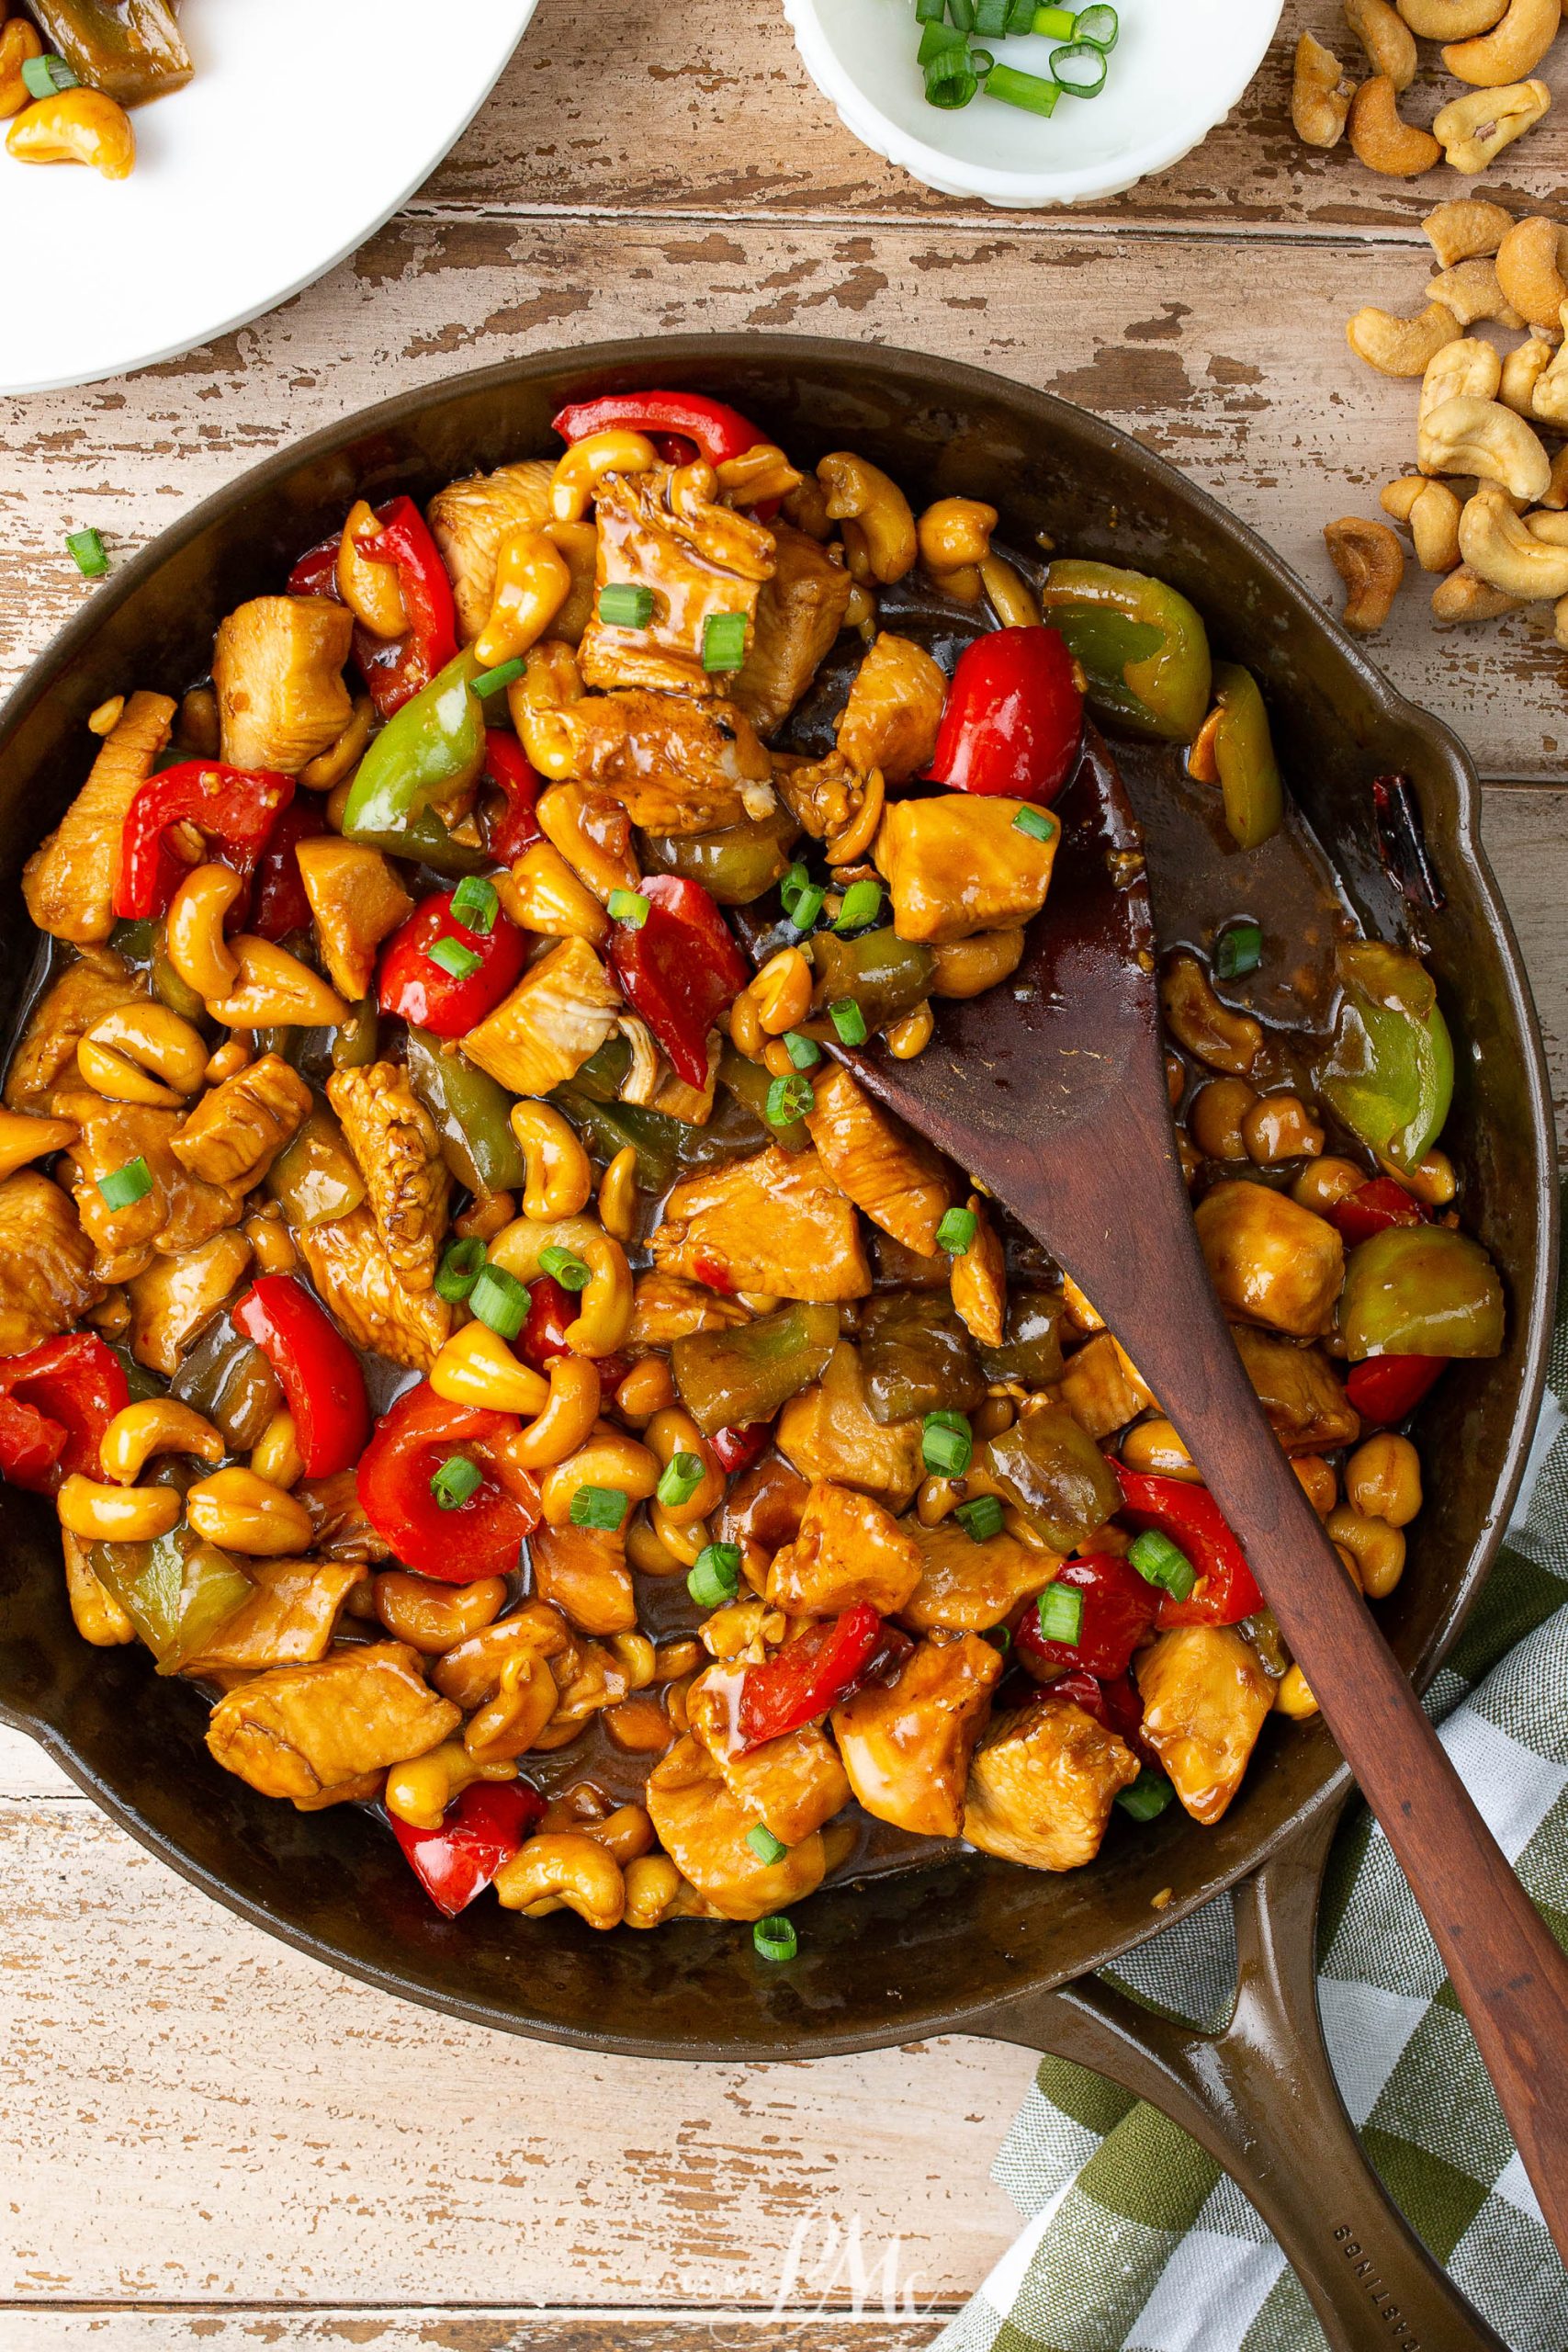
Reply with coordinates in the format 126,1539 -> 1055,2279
784,0 -> 1284,208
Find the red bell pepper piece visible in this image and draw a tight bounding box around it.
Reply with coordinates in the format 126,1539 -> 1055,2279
114,761 -> 295,923
286,536 -> 338,601
233,1275 -> 370,1479
1330,1176 -> 1426,1249
1112,1464 -> 1263,1628
1345,1353 -> 1444,1426
927,626 -> 1084,806
1014,1553 -> 1158,1681
519,1275 -> 575,1372
481,729 -> 542,864
552,390 -> 767,470
390,1779 -> 546,1917
736,1603 -> 907,1750
608,874 -> 749,1090
711,1421 -> 773,1476
249,797 -> 327,943
357,1383 -> 539,1582
0,1334 -> 128,1497
351,495 -> 459,718
1048,1667 -> 1156,1768
378,888 -> 528,1039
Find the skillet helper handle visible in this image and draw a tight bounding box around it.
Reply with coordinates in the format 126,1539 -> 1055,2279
976,1801 -> 1507,2352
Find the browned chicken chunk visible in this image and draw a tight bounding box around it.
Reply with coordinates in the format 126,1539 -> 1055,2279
172,1054 -> 311,1193
805,1066 -> 955,1256
127,1227 -> 254,1376
626,1271 -> 752,1351
22,694 -> 175,944
1057,1332 -> 1156,1442
900,1516 -> 1056,1633
528,1521 -> 637,1637
876,794 -> 1057,945
578,466 -> 774,697
731,522 -> 852,737
776,1340 -> 924,1510
1134,1623 -> 1274,1826
297,1466 -> 395,1564
424,458 -> 556,642
212,595 -> 355,774
832,1631 -> 1001,1838
5,952 -> 149,1115
835,632 -> 947,784
295,838 -> 415,1001
765,1479 -> 923,1616
525,688 -> 776,835
53,1089 -> 243,1283
461,935 -> 622,1101
294,1205 -> 450,1373
646,1734 -> 827,1920
327,1062 -> 450,1292
184,1556 -> 367,1673
964,1692 -> 1141,1870
652,1147 -> 870,1301
773,751 -> 876,851
1195,1182 -> 1345,1339
687,1671 -> 852,1845
1232,1327 -> 1360,1453
205,1641 -> 459,1803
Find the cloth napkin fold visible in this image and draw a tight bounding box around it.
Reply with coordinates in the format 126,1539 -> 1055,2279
936,1204 -> 1568,2352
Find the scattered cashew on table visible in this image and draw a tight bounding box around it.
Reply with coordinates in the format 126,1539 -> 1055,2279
1292,0 -> 1559,181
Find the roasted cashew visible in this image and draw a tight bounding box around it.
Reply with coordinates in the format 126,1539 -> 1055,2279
1500,334 -> 1557,415
1426,259 -> 1523,328
1495,216 -> 1568,328
207,936 -> 347,1030
597,1146 -> 638,1245
1529,311 -> 1568,424
623,1853 -> 683,1928
384,1739 -> 516,1830
1442,0 -> 1560,85
1292,30 -> 1356,143
1431,564 -> 1523,621
499,841 -> 609,944
1346,0 -> 1418,88
509,1100 -> 593,1220
817,453 -> 917,584
488,1214 -> 633,1359
374,1570 -> 508,1654
336,502 -> 408,639
916,496 -> 997,600
507,1355 -> 604,1471
251,1408 -> 305,1490
1432,78 -> 1551,172
538,1430 -> 660,1528
475,529 -> 573,671
1348,76 -> 1442,174
1380,476 -> 1426,523
643,1406 -> 725,1527
100,1398 -> 224,1485
1417,395 -> 1551,503
1458,481 -> 1568,597
7,86 -> 134,177
1418,334 -> 1502,424
0,1108 -> 75,1183
1399,0 -> 1506,28
1409,481 -> 1464,571
77,1003 -> 209,1108
1422,198 -> 1512,267
1324,516 -> 1405,633
466,1647 -> 560,1762
549,431 -> 658,524
431,1322 -> 550,1417
1346,300 -> 1461,378
186,1466 -> 314,1556
56,1476 -> 181,1543
166,862 -> 243,1001
1526,510 -> 1568,544
492,1832 -> 626,1928
716,444 -> 804,507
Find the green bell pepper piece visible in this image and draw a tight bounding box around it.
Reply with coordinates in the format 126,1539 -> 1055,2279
340,648 -> 489,875
566,1035 -> 634,1103
265,1102 -> 367,1227
28,0 -> 192,107
671,1302 -> 840,1436
404,1026 -> 527,1195
985,1403 -> 1121,1552
806,927 -> 934,1035
1315,944 -> 1453,1173
549,1083 -> 685,1193
716,1042 -> 810,1152
92,1528 -> 254,1674
331,1000 -> 380,1071
1039,559 -> 1212,742
1204,662 -> 1283,851
641,807 -> 802,905
1338,1226 -> 1505,1363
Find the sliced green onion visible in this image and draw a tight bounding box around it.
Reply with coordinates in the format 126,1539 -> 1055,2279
468,1262 -> 528,1340
1031,3 -> 1076,31
1214,922 -> 1262,980
766,1073 -> 815,1126
65,527 -> 107,580
921,1409 -> 973,1477
969,45 -> 995,71
1128,1528 -> 1197,1601
1013,804 -> 1055,843
956,1494 -> 1006,1544
936,1205 -> 977,1255
435,1236 -> 487,1304
598,583 -> 655,628
571,1484 -> 629,1532
1038,1583 -> 1084,1645
779,861 -> 811,915
1005,0 -> 1036,29
916,0 -> 946,19
984,1623 -> 1013,1655
754,1914 -> 797,1962
23,52 -> 78,96
1050,37 -> 1108,92
783,1030 -> 820,1072
928,55 -> 979,107
97,1156 -> 152,1210
828,998 -> 868,1046
1117,1771 -> 1174,1823
449,875 -> 498,935
947,0 -> 976,27
538,1243 -> 592,1293
787,884 -> 825,934
986,62 -> 1060,110
688,1541 -> 742,1608
702,612 -> 749,673
608,888 -> 650,927
658,1451 -> 706,1509
973,0 -> 1010,32
425,935 -> 483,982
430,1454 -> 483,1511
834,879 -> 882,933
1074,2 -> 1118,48
471,658 -> 525,699
746,1823 -> 789,1864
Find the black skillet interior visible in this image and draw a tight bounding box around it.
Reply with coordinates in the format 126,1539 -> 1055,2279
0,338 -> 1552,2061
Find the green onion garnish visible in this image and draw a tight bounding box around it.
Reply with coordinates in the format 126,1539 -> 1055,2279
425,935 -> 483,982
754,1914 -> 798,1962
783,1030 -> 820,1072
834,879 -> 882,933
435,1236 -> 487,1304
65,528 -> 107,580
657,1451 -> 705,1509
746,1824 -> 788,1865
779,862 -> 811,915
1075,3 -> 1118,49
984,1623 -> 1013,1654
766,1073 -> 815,1126
1013,804 -> 1055,843
1128,1529 -> 1198,1601
1006,0 -> 1035,29
1214,922 -> 1262,980
97,1156 -> 152,1210
1117,1771 -> 1174,1823
608,889 -> 650,927
538,1243 -> 592,1293
916,0 -> 946,19
430,1454 -> 483,1510
24,52 -> 78,97
570,1485 -> 628,1532
702,612 -> 749,673
919,17 -> 967,62
449,875 -> 498,935
986,62 -> 1060,110
936,1205 -> 977,1255
471,658 -> 525,699
1038,1583 -> 1083,1645
829,999 -> 867,1046
956,1494 -> 1006,1544
468,1263 -> 528,1340
787,884 -> 826,934
969,45 -> 995,71
1050,37 -> 1108,92
598,583 -> 655,629
973,0 -> 1010,31
1031,3 -> 1076,31
688,1541 -> 742,1608
921,1409 -> 973,1477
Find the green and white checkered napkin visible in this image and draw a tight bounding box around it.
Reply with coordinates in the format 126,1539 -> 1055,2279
935,1205 -> 1568,2352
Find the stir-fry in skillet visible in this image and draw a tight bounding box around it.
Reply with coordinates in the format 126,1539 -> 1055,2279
1,0 -> 188,181
2,389 -> 1506,1952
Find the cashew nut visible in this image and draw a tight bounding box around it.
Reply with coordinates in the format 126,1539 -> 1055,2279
492,1832 -> 626,1929
1409,481 -> 1463,571
1458,480 -> 1568,596
1526,509 -> 1568,544
536,783 -> 639,904
488,1215 -> 633,1359
1432,78 -> 1551,172
1398,0 -> 1506,25
77,1003 -> 209,1109
0,1108 -> 75,1183
1324,516 -> 1405,633
336,502 -> 408,640
623,1853 -> 683,1928
499,841 -> 608,944
917,496 -> 997,600
56,1476 -> 181,1543
1540,447 -> 1568,508
1346,300 -> 1462,378
1422,198 -> 1513,268
166,862 -> 243,1001
538,1431 -> 660,1528
644,1406 -> 725,1526
7,86 -> 134,177
1495,216 -> 1568,328
1425,259 -> 1522,328
385,1739 -> 516,1831
1345,0 -> 1418,88
0,19 -> 42,118
508,1100 -> 593,1220
1348,76 -> 1443,175
1417,395 -> 1551,503
716,444 -> 804,507
1292,31 -> 1355,145
476,529 -> 573,672
430,1321 -> 550,1417
206,936 -> 347,1030
1442,0 -> 1560,85
507,1355 -> 604,1471
817,453 -> 917,584
980,554 -> 1041,629
1431,564 -> 1523,621
186,1466 -> 315,1556
549,431 -> 658,524
1380,476 -> 1426,524
1529,311 -> 1568,424
100,1399 -> 224,1485
1500,334 -> 1557,415
374,1570 -> 508,1655
1418,334 -> 1502,424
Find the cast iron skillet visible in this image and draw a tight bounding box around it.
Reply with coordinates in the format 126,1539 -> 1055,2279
0,339 -> 1553,2352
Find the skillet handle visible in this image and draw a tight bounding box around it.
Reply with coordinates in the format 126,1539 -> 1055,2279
970,1799 -> 1506,2352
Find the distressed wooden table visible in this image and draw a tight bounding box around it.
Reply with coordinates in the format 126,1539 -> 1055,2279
3,3 -> 1566,2343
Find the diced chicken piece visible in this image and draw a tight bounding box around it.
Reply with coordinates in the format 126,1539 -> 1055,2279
291,1770 -> 388,1813
425,458 -> 556,642
172,1054 -> 311,1193
0,1168 -> 103,1353
1232,1327 -> 1360,1454
127,1227 -> 254,1377
525,688 -> 776,835
875,795 -> 1057,945
651,1146 -> 870,1302
646,1733 -> 827,1920
773,751 -> 875,849
950,1195 -> 1006,1349
626,1271 -> 751,1351
295,838 -> 415,1001
5,951 -> 149,1115
52,1089 -> 243,1284
964,1692 -> 1141,1870
687,1670 -> 851,1845
713,1453 -> 811,1584
206,1640 -> 459,1803
776,1340 -> 924,1511
1195,1182 -> 1344,1340
296,1466 -> 393,1563
835,632 -> 946,784
326,1061 -> 450,1292
295,1205 -> 450,1373
732,523 -> 852,737
1134,1623 -> 1273,1826
649,1034 -> 722,1126
765,1478 -> 923,1616
578,466 -> 773,697
900,1516 -> 1056,1634
1058,1332 -> 1156,1442
22,694 -> 176,944
62,1529 -> 134,1646
212,595 -> 355,775
184,1556 -> 367,1673
461,935 -> 622,1101
805,1065 -> 955,1256
528,1521 -> 637,1637
831,1631 -> 1001,1838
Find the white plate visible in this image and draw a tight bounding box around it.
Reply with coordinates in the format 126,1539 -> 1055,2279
0,0 -> 537,395
784,0 -> 1283,208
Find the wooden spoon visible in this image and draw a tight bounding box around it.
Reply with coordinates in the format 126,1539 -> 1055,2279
832,724 -> 1568,2256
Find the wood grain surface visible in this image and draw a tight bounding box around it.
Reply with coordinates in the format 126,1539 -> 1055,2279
2,2 -> 1566,2341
